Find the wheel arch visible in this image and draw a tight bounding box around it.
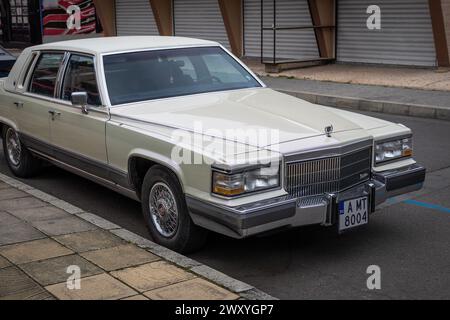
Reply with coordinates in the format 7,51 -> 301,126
0,118 -> 19,133
127,150 -> 186,199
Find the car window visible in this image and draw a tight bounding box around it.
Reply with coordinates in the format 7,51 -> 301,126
202,54 -> 250,84
29,52 -> 64,97
168,56 -> 197,81
62,54 -> 101,106
103,47 -> 261,105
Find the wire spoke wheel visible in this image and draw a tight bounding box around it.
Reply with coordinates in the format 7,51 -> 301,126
5,128 -> 21,166
149,182 -> 179,238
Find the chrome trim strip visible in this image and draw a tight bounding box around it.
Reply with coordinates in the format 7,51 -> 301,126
284,138 -> 373,163
212,161 -> 274,175
189,194 -> 296,216
20,92 -> 109,115
55,51 -> 70,98
29,148 -> 138,201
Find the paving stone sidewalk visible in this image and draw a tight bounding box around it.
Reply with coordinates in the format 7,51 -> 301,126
0,174 -> 275,300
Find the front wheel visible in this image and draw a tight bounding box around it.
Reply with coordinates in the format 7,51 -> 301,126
141,165 -> 208,253
2,126 -> 41,178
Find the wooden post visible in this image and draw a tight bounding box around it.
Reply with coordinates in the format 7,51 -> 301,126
430,0 -> 450,67
93,0 -> 116,36
218,0 -> 243,56
150,0 -> 173,36
307,0 -> 335,59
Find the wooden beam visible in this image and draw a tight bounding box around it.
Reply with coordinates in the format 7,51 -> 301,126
307,0 -> 335,59
218,0 -> 242,56
444,0 -> 450,59
443,0 -> 450,63
428,0 -> 450,67
150,0 -> 173,36
93,0 -> 116,36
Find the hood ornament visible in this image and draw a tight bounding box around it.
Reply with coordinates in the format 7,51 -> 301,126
324,125 -> 334,137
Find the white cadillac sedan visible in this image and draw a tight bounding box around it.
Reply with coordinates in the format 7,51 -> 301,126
0,37 -> 425,252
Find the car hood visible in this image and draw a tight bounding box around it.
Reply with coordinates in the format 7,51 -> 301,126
111,88 -> 392,147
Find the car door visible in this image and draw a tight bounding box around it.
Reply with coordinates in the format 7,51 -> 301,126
49,52 -> 109,180
16,51 -> 65,154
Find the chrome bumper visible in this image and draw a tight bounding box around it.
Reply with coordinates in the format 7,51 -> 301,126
187,164 -> 426,239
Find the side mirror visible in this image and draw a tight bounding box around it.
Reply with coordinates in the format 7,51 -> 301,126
71,92 -> 89,114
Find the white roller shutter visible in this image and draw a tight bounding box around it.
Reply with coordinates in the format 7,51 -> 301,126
244,0 -> 319,61
337,0 -> 436,66
116,0 -> 159,36
173,0 -> 231,49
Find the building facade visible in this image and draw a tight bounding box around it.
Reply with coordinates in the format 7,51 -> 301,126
98,0 -> 450,68
1,0 -> 449,68
0,0 -> 42,46
0,0 -> 102,47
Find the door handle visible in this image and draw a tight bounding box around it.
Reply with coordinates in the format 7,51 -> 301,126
48,110 -> 61,121
13,101 -> 24,108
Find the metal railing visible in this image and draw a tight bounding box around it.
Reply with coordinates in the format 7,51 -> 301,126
260,0 -> 335,65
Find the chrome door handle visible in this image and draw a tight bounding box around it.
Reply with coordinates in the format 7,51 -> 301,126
48,110 -> 61,120
13,101 -> 23,108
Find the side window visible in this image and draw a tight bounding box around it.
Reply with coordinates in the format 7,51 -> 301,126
29,53 -> 64,97
62,54 -> 101,106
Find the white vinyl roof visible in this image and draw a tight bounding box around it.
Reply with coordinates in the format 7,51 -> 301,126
29,36 -> 219,55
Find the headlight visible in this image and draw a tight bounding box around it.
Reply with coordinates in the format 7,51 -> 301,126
212,163 -> 280,197
375,136 -> 413,164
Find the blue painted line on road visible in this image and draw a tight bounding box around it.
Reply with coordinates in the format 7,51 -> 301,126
403,199 -> 450,214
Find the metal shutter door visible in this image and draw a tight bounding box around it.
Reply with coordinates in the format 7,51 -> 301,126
337,0 -> 436,66
116,0 -> 159,36
173,0 -> 231,49
244,0 -> 319,61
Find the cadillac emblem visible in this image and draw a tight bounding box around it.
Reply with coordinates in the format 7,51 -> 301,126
324,125 -> 334,137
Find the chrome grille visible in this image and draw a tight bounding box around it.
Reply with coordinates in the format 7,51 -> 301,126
285,147 -> 372,198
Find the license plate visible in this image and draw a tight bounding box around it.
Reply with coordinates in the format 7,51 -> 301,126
338,196 -> 369,232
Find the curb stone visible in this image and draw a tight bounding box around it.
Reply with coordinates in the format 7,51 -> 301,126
75,212 -> 121,230
276,89 -> 450,121
190,265 -> 253,293
0,172 -> 277,300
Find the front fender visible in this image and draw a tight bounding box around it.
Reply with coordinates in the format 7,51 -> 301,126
127,148 -> 187,190
0,116 -> 19,132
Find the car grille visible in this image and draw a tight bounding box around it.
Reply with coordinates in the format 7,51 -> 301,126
285,147 -> 372,198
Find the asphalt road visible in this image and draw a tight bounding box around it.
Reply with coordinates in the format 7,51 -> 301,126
1,110 -> 449,299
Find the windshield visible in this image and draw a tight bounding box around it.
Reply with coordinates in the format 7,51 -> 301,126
103,46 -> 262,106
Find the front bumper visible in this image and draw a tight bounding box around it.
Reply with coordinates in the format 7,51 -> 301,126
187,164 -> 426,239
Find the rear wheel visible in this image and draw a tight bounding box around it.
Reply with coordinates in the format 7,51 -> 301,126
141,165 -> 208,253
2,126 -> 41,178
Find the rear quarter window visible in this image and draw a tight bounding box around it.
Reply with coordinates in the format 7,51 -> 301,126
17,52 -> 37,90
